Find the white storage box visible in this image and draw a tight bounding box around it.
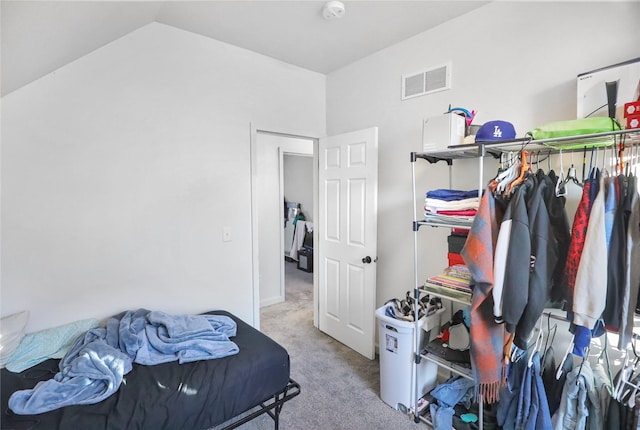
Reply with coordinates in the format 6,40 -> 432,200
422,113 -> 466,153
375,306 -> 443,412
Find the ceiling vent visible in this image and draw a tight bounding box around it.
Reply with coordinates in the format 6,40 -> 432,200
401,63 -> 451,100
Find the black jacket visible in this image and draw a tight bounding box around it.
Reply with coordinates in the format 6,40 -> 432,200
502,176 -> 534,339
514,171 -> 557,349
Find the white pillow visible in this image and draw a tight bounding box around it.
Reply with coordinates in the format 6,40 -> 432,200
0,310 -> 30,368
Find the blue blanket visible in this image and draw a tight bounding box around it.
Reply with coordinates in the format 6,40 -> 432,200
8,309 -> 239,415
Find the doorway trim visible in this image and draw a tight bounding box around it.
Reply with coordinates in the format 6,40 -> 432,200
250,124 -> 319,330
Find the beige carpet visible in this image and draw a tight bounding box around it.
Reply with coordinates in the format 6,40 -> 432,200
218,260 -> 425,430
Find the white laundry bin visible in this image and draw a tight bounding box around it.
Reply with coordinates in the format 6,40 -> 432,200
375,306 -> 442,412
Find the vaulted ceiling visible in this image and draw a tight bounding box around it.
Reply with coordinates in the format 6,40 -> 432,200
1,1 -> 489,96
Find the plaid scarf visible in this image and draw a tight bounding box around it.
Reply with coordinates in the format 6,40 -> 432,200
461,188 -> 509,404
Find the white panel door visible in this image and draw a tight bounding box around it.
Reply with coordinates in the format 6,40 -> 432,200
318,127 -> 378,359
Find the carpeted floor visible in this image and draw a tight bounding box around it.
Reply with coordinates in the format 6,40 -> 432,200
217,260 -> 425,430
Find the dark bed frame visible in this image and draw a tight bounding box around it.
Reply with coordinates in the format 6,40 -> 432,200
221,378 -> 300,430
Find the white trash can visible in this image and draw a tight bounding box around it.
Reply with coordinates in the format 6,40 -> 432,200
375,305 -> 442,412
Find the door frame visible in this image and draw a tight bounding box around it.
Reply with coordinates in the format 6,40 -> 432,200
250,124 -> 319,330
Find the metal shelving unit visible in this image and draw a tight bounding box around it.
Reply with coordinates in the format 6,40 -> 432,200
409,127 -> 639,428
410,149 -> 484,428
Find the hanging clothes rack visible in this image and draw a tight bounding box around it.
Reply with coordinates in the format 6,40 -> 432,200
412,127 -> 640,428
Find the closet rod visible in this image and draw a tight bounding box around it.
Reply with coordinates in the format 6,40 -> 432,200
542,311 -> 640,343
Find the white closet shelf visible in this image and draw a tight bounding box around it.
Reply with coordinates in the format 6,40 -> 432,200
414,219 -> 473,231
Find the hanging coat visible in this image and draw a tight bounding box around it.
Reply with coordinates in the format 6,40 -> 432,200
545,169 -> 571,307
603,174 -> 629,330
501,177 -> 534,340
573,173 -> 607,330
513,171 -> 556,350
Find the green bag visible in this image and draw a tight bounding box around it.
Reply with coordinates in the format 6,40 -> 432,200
526,117 -> 621,148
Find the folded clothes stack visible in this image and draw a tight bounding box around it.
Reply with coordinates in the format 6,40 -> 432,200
426,265 -> 473,294
424,189 -> 479,225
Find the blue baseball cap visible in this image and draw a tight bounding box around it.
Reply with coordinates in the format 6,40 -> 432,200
475,121 -> 516,142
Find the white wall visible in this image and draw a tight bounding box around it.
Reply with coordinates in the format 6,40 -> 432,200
326,2 -> 640,309
1,22 -> 325,332
255,133 -> 314,307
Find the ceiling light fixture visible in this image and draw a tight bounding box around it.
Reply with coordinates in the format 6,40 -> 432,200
322,1 -> 346,20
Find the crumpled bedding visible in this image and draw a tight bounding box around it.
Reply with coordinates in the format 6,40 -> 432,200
8,309 -> 239,415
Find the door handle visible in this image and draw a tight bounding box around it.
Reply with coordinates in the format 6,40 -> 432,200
362,256 -> 372,264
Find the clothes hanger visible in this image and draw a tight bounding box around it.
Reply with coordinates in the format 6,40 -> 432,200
496,152 -> 520,195
621,354 -> 640,404
616,336 -> 640,401
528,318 -> 544,368
506,333 -> 523,364
614,139 -> 620,175
601,143 -> 611,178
555,149 -> 567,197
587,145 -> 598,181
540,313 -> 557,366
497,152 -> 506,174
575,346 -> 590,385
614,352 -> 630,401
564,151 -> 582,188
494,152 -> 514,181
582,145 -> 601,183
506,150 -> 530,195
628,368 -> 640,408
582,146 -> 587,183
619,138 -> 626,174
556,335 -> 575,380
597,330 -> 615,396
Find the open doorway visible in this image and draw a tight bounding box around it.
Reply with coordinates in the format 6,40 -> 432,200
253,130 -> 315,323
282,153 -> 314,301
283,154 -> 313,265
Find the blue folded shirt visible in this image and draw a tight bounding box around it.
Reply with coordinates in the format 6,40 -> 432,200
425,189 -> 480,201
